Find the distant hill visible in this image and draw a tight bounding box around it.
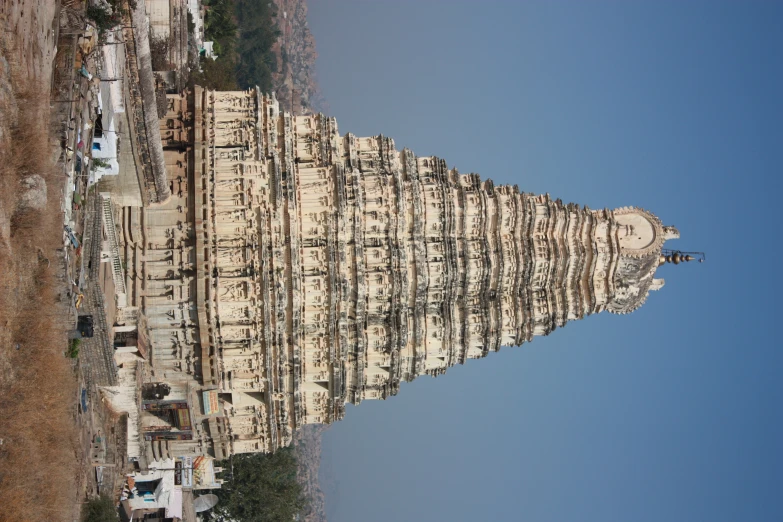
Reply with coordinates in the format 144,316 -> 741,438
270,0 -> 326,113
293,424 -> 329,522
195,0 -> 324,114
271,3 -> 327,517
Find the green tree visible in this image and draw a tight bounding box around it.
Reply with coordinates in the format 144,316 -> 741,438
234,0 -> 280,90
189,56 -> 239,91
190,0 -> 282,92
204,0 -> 238,45
207,448 -> 307,522
150,34 -> 172,71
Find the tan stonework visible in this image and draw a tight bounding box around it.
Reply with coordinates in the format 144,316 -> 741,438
120,88 -> 680,459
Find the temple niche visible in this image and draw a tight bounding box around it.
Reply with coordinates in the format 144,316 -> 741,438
131,87 -> 687,459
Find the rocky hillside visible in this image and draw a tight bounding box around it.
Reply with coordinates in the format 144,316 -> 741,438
271,0 -> 326,114
275,3 -> 327,517
293,424 -> 329,522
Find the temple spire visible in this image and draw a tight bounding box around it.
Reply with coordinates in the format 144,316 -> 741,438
133,87 -> 695,458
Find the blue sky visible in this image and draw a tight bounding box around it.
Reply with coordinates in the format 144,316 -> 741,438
306,2 -> 782,521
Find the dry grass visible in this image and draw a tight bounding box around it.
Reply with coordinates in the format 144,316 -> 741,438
0,77 -> 81,522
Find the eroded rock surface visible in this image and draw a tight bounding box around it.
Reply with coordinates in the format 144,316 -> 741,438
18,175 -> 47,210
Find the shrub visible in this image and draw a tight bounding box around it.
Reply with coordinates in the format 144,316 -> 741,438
86,5 -> 123,36
67,338 -> 80,358
82,495 -> 119,522
91,157 -> 111,171
150,34 -> 172,71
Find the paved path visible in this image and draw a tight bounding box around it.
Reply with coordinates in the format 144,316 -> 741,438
95,71 -> 145,208
79,192 -> 118,389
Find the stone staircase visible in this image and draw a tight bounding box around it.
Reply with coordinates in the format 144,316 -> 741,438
100,193 -> 127,307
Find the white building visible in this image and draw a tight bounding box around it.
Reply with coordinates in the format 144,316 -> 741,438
124,458 -> 183,519
91,39 -> 125,183
187,0 -> 205,48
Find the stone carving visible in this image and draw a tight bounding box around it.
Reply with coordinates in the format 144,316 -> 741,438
137,87 -> 683,459
663,226 -> 680,240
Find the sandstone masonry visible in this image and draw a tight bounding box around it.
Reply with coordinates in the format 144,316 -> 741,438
112,88 -> 685,460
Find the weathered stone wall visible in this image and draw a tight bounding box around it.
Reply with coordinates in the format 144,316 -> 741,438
122,0 -> 170,204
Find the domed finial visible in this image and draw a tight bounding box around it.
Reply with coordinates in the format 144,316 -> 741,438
661,250 -> 706,265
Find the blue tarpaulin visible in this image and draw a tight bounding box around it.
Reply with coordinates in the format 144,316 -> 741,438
64,225 -> 80,248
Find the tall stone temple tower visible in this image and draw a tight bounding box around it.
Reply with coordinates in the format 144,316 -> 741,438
116,88 -> 695,460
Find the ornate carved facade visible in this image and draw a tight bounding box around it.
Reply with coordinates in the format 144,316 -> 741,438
131,87 -> 684,458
